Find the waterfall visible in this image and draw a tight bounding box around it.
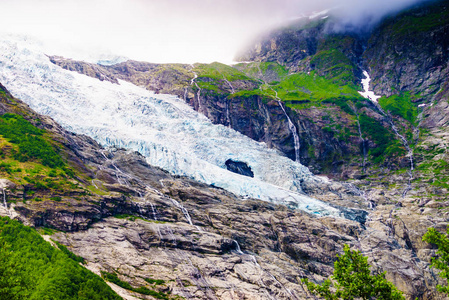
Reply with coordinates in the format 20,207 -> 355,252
349,102 -> 368,173
183,87 -> 188,101
256,64 -> 301,162
225,100 -> 231,127
170,198 -> 195,228
2,189 -> 7,209
232,240 -> 244,254
189,65 -> 205,115
220,73 -> 234,127
2,189 -> 11,217
221,75 -> 235,94
277,97 -> 301,162
358,70 -> 414,197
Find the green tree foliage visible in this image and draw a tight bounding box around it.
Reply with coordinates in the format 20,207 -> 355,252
0,113 -> 64,168
101,271 -> 171,299
302,245 -> 405,300
0,239 -> 28,299
423,226 -> 449,294
0,217 -> 121,299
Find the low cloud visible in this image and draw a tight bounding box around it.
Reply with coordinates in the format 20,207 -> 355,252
327,0 -> 433,32
0,0 -> 433,63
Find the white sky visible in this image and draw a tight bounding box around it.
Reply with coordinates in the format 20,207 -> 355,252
0,0 -> 428,64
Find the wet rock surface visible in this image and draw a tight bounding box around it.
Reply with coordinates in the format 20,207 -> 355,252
13,3 -> 449,298
0,86 -> 448,299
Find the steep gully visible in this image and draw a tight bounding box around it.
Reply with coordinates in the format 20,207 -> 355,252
256,64 -> 301,162
189,64 -> 205,116
216,69 -> 234,128
358,71 -> 414,197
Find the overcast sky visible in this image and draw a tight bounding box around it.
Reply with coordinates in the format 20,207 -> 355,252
0,0 -> 430,64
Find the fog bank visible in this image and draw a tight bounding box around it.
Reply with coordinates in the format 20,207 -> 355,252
0,0 -> 433,63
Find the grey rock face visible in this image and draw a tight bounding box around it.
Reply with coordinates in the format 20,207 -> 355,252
0,83 -> 448,299
363,2 -> 449,100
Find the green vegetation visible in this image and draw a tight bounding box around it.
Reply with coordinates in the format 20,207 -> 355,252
195,62 -> 252,82
359,113 -> 406,163
196,60 -> 362,111
259,62 -> 289,79
114,214 -> 166,224
0,113 -> 64,168
414,140 -> 449,189
378,93 -> 418,124
0,113 -> 82,196
310,49 -> 356,85
321,97 -> 359,115
38,226 -> 58,236
423,226 -> 449,295
101,271 -> 172,299
234,62 -> 288,83
302,244 -> 405,299
54,240 -> 85,264
270,71 -> 359,102
0,217 -> 121,299
192,62 -> 259,98
144,278 -> 166,285
390,3 -> 449,35
307,35 -> 360,85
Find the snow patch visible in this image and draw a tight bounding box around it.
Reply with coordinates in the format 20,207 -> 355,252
309,9 -> 330,19
358,70 -> 381,102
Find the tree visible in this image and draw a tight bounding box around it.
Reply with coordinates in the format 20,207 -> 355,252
423,226 -> 449,294
302,245 -> 405,300
0,238 -> 29,299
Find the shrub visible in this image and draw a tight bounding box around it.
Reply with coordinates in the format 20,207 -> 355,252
423,226 -> 449,295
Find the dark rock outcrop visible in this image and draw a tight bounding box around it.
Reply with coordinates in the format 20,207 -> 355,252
1,81 -> 448,299
363,0 -> 449,100
225,159 -> 254,177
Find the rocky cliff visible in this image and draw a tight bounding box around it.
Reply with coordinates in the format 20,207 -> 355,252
22,2 -> 449,298
1,63 -> 449,299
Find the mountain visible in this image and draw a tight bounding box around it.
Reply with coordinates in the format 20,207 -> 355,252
0,0 -> 448,299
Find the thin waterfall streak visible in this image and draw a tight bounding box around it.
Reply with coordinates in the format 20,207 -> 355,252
256,64 -> 300,162
2,189 -> 10,216
349,102 -> 367,173
190,65 -> 204,115
277,98 -> 301,162
233,240 -> 244,254
183,87 -> 188,101
358,70 -> 414,197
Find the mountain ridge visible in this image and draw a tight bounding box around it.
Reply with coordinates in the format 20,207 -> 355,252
0,1 -> 449,299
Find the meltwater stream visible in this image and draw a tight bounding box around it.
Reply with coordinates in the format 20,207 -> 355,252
0,35 -> 341,217
358,70 -> 414,197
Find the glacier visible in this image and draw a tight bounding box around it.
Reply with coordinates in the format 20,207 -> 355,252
0,34 -> 342,217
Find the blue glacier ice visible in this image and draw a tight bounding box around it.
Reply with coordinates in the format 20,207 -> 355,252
0,35 -> 342,217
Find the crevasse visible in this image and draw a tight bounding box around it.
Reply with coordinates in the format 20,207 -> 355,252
0,35 -> 341,217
